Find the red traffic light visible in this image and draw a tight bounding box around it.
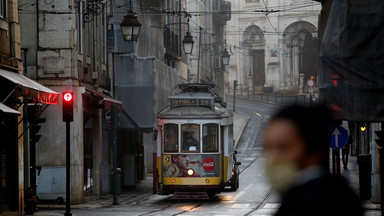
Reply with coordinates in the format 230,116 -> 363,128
63,92 -> 73,102
62,92 -> 74,122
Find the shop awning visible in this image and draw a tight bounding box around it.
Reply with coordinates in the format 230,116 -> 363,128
84,89 -> 123,111
0,102 -> 21,115
0,69 -> 59,104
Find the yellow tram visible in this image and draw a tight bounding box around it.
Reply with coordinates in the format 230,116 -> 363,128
155,83 -> 240,199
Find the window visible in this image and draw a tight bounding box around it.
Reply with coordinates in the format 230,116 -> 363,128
203,124 -> 218,152
0,0 -> 6,19
164,124 -> 179,152
181,124 -> 200,152
246,0 -> 260,3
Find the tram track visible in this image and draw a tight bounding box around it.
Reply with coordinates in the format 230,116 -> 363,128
244,188 -> 273,215
232,100 -> 274,215
137,199 -> 205,216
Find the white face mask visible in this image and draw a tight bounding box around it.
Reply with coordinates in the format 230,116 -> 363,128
264,157 -> 299,195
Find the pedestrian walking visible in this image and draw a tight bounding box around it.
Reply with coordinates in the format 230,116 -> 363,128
342,137 -> 351,170
263,105 -> 363,216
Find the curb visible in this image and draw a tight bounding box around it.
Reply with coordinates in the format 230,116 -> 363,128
228,94 -> 284,107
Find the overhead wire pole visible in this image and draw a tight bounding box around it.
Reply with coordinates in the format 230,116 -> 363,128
197,26 -> 202,83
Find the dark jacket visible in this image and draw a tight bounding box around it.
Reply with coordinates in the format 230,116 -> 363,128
275,175 -> 363,216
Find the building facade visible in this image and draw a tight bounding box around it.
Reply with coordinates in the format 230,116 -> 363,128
20,0 -> 119,204
226,0 -> 321,95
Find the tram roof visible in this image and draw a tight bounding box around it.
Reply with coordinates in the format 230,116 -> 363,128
157,105 -> 232,119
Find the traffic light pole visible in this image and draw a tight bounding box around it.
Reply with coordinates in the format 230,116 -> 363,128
65,121 -> 71,216
62,92 -> 73,216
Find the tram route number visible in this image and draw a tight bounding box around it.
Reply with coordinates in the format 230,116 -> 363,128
171,99 -> 211,107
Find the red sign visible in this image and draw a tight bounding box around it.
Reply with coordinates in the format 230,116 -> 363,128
63,92 -> 73,102
202,157 -> 215,172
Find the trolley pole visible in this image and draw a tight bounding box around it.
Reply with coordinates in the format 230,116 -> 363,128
112,105 -> 119,205
233,80 -> 238,112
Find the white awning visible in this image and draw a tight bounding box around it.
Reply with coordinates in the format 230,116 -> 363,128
0,102 -> 21,115
0,69 -> 59,104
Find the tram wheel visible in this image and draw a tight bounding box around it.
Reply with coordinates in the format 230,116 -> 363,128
208,192 -> 216,200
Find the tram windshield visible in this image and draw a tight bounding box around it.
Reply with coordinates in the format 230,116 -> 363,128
164,124 -> 178,152
181,124 -> 200,153
203,124 -> 218,152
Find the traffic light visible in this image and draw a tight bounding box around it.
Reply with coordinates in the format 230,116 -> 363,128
375,130 -> 384,147
62,92 -> 74,122
30,117 -> 46,144
234,80 -> 238,88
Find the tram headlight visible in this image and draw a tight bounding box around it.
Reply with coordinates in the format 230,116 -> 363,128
187,169 -> 194,176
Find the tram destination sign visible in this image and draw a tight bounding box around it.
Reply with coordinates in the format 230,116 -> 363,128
171,98 -> 213,107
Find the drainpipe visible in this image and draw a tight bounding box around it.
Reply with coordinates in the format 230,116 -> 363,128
36,0 -> 39,81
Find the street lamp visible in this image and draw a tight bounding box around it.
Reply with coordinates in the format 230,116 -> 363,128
183,31 -> 194,55
120,12 -> 142,41
221,48 -> 230,66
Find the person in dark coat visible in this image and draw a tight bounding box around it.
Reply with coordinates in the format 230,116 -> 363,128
263,105 -> 363,216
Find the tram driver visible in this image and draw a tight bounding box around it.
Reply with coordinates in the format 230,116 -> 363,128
182,131 -> 199,151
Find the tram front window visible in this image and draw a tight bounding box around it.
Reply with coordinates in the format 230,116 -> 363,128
203,124 -> 218,152
181,124 -> 200,152
165,124 -> 178,152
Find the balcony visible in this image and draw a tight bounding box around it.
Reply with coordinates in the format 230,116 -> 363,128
213,0 -> 231,26
164,28 -> 180,60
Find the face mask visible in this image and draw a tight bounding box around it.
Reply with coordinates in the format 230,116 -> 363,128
264,157 -> 299,195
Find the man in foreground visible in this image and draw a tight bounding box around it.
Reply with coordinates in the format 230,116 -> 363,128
263,105 -> 363,216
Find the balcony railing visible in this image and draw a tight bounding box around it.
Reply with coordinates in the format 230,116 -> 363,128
164,28 -> 180,59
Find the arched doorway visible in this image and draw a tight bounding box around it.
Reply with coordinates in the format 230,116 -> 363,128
242,25 -> 265,90
282,21 -> 318,90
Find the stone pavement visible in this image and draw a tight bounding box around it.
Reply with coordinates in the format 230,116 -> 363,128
339,154 -> 382,216
35,111 -> 251,214
35,109 -> 383,216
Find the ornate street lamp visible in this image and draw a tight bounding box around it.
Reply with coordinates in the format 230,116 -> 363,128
183,31 -> 194,55
120,12 -> 142,41
221,48 -> 230,66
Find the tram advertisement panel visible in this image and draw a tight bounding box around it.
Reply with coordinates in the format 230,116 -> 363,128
163,154 -> 220,177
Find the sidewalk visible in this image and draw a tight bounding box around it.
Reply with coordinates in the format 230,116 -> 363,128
338,155 -> 381,216
233,111 -> 250,148
36,174 -> 155,212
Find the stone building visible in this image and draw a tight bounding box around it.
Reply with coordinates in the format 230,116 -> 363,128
1,0 -> 60,215
109,0 -> 231,190
19,0 -> 120,204
226,0 -> 321,95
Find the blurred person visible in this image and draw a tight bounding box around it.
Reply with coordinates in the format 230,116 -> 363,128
263,105 -> 363,216
342,137 -> 351,170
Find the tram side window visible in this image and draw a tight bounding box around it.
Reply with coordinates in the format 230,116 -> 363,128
203,124 -> 218,152
164,124 -> 179,152
181,124 -> 200,152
